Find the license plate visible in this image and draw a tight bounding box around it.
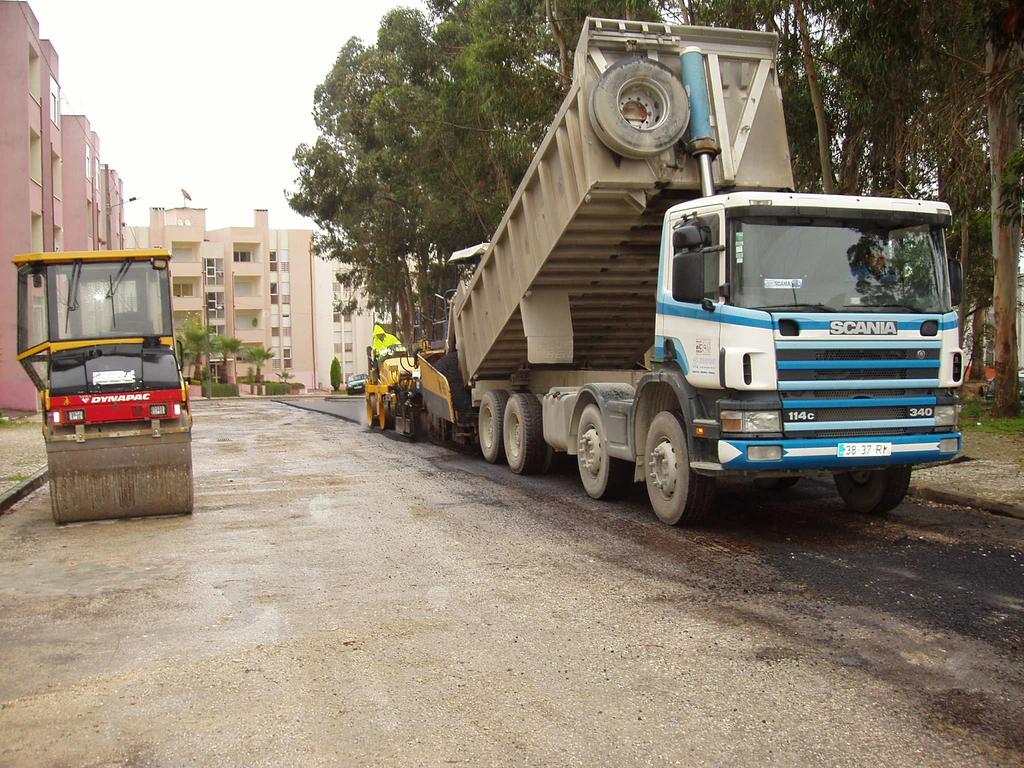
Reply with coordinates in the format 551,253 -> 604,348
837,442 -> 892,458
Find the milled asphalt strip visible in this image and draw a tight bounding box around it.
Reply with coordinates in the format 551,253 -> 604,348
0,467 -> 48,514
909,484 -> 1024,521
272,397 -> 365,424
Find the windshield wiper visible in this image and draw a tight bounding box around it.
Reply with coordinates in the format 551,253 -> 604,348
847,303 -> 922,312
754,303 -> 838,312
64,262 -> 82,335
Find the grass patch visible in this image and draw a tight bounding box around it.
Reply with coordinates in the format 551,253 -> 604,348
5,474 -> 31,483
961,400 -> 1024,435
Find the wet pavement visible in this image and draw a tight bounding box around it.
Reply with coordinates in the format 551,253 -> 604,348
0,399 -> 1022,766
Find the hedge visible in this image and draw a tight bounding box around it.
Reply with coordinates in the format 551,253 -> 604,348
200,383 -> 240,398
261,382 -> 291,396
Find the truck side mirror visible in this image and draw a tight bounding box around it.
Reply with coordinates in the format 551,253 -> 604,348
672,251 -> 705,304
672,223 -> 704,252
948,258 -> 962,307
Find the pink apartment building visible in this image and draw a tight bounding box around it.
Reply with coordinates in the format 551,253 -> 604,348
0,1 -> 128,412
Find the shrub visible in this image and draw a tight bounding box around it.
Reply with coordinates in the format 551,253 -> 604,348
200,383 -> 239,398
262,382 -> 291,396
330,357 -> 341,391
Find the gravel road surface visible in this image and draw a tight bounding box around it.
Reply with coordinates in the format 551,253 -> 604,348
1,399 -> 1021,767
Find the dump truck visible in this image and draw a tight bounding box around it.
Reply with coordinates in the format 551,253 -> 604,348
384,18 -> 965,524
14,248 -> 194,524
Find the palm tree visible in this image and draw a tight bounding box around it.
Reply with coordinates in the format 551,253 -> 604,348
220,336 -> 243,384
175,315 -> 210,380
241,345 -> 274,394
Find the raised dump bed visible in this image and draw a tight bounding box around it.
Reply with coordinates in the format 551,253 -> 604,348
452,17 -> 793,385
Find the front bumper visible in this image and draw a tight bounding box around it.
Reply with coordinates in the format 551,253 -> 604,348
716,432 -> 961,472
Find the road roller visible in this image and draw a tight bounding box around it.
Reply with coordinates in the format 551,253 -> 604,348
14,248 -> 194,524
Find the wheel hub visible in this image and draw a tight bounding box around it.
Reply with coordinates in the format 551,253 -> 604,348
578,427 -> 602,476
647,438 -> 678,495
509,415 -> 522,457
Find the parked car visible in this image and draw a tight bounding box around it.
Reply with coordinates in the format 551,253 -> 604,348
984,374 -> 1024,403
346,373 -> 368,395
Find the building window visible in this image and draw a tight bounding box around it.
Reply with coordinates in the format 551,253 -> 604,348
269,250 -> 277,266
31,213 -> 43,251
173,281 -> 194,298
280,294 -> 290,305
29,129 -> 42,184
343,314 -> 353,323
333,312 -> 341,323
87,201 -> 94,239
233,250 -> 253,263
49,77 -> 60,124
29,46 -> 41,101
344,343 -> 353,353
51,153 -> 62,199
271,327 -> 280,337
205,257 -> 224,285
85,144 -> 91,177
278,261 -> 289,273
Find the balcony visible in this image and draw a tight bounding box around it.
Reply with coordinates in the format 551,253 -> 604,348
235,327 -> 267,344
169,259 -> 202,278
230,258 -> 264,277
232,294 -> 264,311
171,295 -> 203,313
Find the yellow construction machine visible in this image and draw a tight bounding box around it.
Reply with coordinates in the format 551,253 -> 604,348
364,324 -> 420,434
14,249 -> 194,524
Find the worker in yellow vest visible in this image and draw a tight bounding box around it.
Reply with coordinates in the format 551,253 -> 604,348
372,324 -> 404,359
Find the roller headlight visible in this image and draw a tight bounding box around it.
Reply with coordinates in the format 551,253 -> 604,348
721,410 -> 781,433
934,405 -> 958,427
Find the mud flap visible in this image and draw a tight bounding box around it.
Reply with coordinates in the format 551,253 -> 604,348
46,432 -> 194,524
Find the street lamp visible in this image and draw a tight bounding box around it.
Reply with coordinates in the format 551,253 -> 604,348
105,196 -> 138,214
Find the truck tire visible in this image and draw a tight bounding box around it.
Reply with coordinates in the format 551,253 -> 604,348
576,403 -> 633,499
644,411 -> 716,525
589,57 -> 690,159
479,390 -> 509,464
834,467 -> 911,515
504,393 -> 549,475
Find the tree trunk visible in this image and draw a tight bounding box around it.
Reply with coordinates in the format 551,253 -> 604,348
958,218 -> 968,347
546,0 -> 571,86
986,39 -> 1022,417
794,0 -> 834,193
970,305 -> 987,381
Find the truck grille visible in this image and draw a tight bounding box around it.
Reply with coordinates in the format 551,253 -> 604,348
775,341 -> 943,437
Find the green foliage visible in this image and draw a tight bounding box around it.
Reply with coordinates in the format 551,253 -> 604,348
262,382 -> 292,396
294,0 -> 1020,378
330,357 -> 342,391
200,383 -> 240,398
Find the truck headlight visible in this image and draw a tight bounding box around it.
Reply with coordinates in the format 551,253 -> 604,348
934,405 -> 958,427
721,410 -> 781,433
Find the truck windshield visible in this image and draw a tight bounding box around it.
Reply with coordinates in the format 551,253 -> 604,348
730,217 -> 948,313
49,261 -> 172,341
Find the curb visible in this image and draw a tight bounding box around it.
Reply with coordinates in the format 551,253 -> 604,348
0,467 -> 48,514
909,484 -> 1024,522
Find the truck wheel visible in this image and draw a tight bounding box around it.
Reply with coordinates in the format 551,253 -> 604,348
504,393 -> 549,475
576,403 -> 632,499
644,411 -> 716,525
479,390 -> 510,464
834,467 -> 911,515
753,477 -> 800,491
589,57 -> 690,159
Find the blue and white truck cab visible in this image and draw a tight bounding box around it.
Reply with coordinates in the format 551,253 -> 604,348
637,190 -> 963,520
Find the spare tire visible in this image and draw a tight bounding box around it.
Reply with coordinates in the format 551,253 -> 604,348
589,57 -> 690,159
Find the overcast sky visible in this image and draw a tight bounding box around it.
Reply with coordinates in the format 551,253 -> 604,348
28,0 -> 422,230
